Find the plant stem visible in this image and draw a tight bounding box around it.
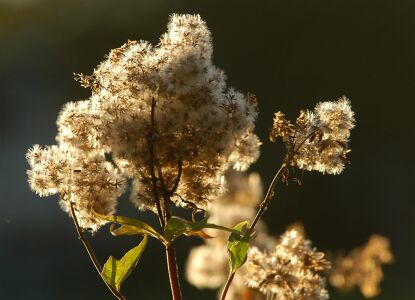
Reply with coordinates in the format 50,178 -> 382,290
251,163 -> 287,229
69,202 -> 126,300
149,98 -> 166,228
219,163 -> 287,300
166,246 -> 182,300
219,131 -> 318,300
219,271 -> 235,300
148,98 -> 183,300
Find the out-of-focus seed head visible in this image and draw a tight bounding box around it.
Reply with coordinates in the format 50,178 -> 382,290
328,235 -> 393,298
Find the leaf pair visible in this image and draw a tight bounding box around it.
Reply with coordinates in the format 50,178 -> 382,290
95,211 -> 237,247
94,211 -> 250,292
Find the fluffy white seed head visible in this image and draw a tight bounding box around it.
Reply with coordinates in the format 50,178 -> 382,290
26,144 -> 126,231
245,225 -> 330,300
270,96 -> 355,175
27,14 -> 260,229
67,14 -> 260,211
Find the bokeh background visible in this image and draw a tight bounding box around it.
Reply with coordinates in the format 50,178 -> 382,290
1,0 -> 414,299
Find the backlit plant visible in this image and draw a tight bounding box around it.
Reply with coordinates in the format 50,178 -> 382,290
26,14 -> 392,300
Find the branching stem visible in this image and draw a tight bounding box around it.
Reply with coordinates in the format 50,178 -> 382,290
149,98 -> 182,300
148,98 -> 166,228
220,131 -> 316,299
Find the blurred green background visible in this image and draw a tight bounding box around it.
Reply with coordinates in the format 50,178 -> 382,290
1,0 -> 414,299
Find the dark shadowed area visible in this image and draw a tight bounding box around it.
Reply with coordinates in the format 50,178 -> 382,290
1,0 -> 414,299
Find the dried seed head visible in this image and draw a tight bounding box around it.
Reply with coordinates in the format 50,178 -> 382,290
26,144 -> 126,231
57,14 -> 260,212
27,14 -> 260,228
328,235 -> 393,298
245,225 -> 330,300
270,96 -> 355,175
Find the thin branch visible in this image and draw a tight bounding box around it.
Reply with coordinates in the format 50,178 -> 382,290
251,163 -> 287,229
219,164 -> 287,300
148,98 -> 166,228
156,164 -> 171,220
173,192 -> 205,217
220,131 -> 317,299
69,202 -> 126,300
219,271 -> 235,300
168,159 -> 183,195
148,98 -> 182,300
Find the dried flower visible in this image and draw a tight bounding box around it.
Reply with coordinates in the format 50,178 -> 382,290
26,14 -> 260,229
26,144 -> 126,231
245,225 -> 330,300
58,14 -> 259,212
270,96 -> 355,174
328,235 -> 393,298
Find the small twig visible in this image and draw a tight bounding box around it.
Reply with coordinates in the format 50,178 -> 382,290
69,202 -> 126,300
219,271 -> 235,300
251,163 -> 287,229
219,164 -> 287,300
168,160 -> 183,195
148,98 -> 166,228
156,164 -> 171,220
173,193 -> 205,217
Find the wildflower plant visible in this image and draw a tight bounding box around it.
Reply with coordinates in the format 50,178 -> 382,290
26,14 -> 391,300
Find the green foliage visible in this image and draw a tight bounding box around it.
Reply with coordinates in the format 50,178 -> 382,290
95,211 -> 238,248
163,216 -> 238,244
164,216 -> 208,243
94,211 -> 167,245
227,221 -> 251,272
101,235 -> 148,291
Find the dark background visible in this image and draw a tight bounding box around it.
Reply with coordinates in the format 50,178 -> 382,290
1,0 -> 414,299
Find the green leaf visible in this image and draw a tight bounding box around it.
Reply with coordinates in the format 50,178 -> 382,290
163,216 -> 209,243
93,211 -> 167,245
163,216 -> 240,244
101,235 -> 148,291
164,217 -> 191,242
227,221 -> 251,272
204,223 -> 238,233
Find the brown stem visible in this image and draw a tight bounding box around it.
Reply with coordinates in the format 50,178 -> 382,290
168,159 -> 183,195
219,271 -> 235,300
148,98 -> 166,228
157,166 -> 183,300
156,164 -> 172,220
166,246 -> 182,300
69,202 -> 126,300
148,98 -> 182,300
251,163 -> 287,229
